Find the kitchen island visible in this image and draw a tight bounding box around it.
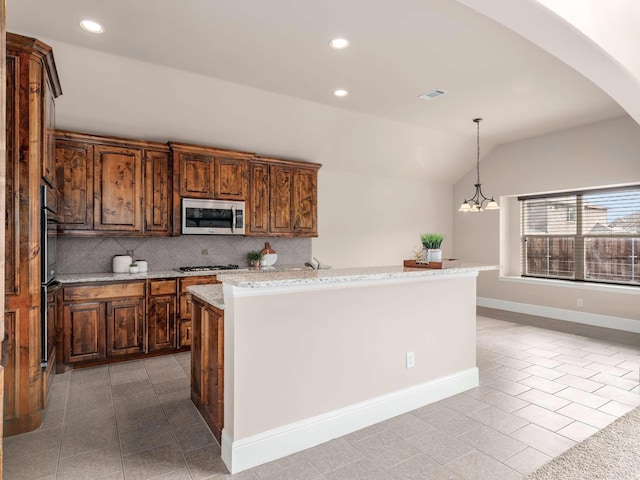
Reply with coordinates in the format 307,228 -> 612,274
188,264 -> 497,474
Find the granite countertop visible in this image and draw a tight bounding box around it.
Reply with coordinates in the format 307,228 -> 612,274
55,265 -> 312,284
187,284 -> 224,310
218,263 -> 498,289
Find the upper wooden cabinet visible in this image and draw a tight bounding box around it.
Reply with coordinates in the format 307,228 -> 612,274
171,143 -> 249,200
56,131 -> 172,236
269,164 -> 295,234
293,167 -> 318,235
248,157 -> 320,237
93,145 -> 143,232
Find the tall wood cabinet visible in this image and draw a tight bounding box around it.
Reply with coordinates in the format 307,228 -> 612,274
3,33 -> 62,436
55,131 -> 172,236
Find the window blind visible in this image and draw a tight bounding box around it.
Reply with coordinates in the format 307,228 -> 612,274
519,186 -> 640,286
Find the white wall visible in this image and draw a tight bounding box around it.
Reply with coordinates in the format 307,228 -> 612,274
47,39 -> 460,268
454,116 -> 640,322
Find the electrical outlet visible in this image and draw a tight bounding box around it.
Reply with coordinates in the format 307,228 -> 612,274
201,249 -> 208,255
406,351 -> 415,369
577,298 -> 583,307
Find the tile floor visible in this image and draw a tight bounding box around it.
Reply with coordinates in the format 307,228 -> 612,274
4,314 -> 640,480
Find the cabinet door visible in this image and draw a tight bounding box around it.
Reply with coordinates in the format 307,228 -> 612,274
269,165 -> 294,234
214,156 -> 248,200
56,139 -> 94,231
144,149 -> 172,235
191,301 -> 203,401
293,167 -> 318,236
178,152 -> 215,198
248,161 -> 270,235
148,294 -> 177,352
63,302 -> 106,363
106,297 -> 144,356
42,77 -> 56,188
203,305 -> 224,442
179,320 -> 192,348
94,145 -> 143,232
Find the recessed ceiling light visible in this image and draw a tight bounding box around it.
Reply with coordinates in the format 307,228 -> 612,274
333,89 -> 349,97
80,19 -> 104,33
329,38 -> 350,50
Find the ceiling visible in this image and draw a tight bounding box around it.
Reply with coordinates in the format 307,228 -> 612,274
7,0 -> 625,146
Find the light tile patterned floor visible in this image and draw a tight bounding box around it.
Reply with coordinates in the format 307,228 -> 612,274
4,315 -> 640,479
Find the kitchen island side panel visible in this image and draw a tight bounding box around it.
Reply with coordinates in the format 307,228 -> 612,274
225,274 -> 477,441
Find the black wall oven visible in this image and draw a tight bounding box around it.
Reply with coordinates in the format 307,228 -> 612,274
41,185 -> 58,366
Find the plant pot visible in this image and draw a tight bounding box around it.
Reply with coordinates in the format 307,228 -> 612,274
250,260 -> 261,268
428,249 -> 442,263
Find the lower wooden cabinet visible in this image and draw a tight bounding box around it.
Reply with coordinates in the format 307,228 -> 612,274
63,301 -> 107,364
148,279 -> 178,352
61,281 -> 145,365
191,297 -> 224,442
106,297 -> 145,356
58,275 -> 222,368
178,276 -> 220,348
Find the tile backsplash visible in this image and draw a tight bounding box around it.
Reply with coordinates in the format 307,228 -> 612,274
58,236 -> 312,274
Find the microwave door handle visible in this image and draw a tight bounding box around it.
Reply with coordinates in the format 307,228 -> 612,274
231,205 -> 236,233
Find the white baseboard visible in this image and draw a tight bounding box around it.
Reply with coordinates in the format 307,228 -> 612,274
477,297 -> 640,333
221,367 -> 479,474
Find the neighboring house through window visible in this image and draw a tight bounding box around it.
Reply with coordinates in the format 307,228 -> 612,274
520,186 -> 640,286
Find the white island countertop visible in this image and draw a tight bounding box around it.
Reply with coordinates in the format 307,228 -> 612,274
217,263 -> 498,289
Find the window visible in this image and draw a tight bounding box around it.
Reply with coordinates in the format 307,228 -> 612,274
520,186 -> 640,286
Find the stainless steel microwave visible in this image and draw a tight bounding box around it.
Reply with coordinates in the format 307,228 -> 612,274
181,198 -> 245,235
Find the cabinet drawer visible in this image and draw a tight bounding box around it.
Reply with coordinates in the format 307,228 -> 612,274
64,282 -> 145,302
179,275 -> 220,293
149,279 -> 177,296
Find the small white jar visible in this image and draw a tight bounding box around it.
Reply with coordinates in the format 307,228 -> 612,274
136,260 -> 148,272
129,265 -> 139,274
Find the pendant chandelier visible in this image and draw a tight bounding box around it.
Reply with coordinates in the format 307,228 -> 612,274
458,118 -> 499,213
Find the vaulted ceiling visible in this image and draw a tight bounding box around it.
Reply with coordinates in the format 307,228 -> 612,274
7,0 -> 625,149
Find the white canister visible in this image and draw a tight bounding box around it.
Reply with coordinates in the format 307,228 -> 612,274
112,255 -> 132,273
136,260 -> 148,272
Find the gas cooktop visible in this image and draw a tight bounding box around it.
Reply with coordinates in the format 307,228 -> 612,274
177,264 -> 241,272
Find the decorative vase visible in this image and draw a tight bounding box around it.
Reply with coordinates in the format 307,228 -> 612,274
260,242 -> 278,266
428,249 -> 443,263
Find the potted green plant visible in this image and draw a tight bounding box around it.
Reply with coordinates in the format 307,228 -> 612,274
420,233 -> 444,263
247,251 -> 264,268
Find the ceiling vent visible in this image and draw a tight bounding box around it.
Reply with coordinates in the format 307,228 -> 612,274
418,89 -> 447,100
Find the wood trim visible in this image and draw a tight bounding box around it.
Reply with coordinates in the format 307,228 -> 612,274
256,155 -> 322,170
6,32 -> 61,98
55,130 -> 169,151
169,142 -> 255,159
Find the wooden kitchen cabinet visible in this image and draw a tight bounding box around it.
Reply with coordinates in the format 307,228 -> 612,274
93,144 -> 144,232
269,164 -> 295,234
145,149 -> 172,235
56,139 -> 94,230
4,33 -> 62,436
191,297 -> 225,442
248,157 -> 320,237
56,131 -> 172,236
214,154 -> 249,201
293,167 -> 318,236
175,148 -> 215,199
62,301 -> 107,364
178,275 -> 220,348
106,296 -> 145,356
248,161 -> 270,235
147,279 -> 177,352
61,281 -> 145,364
